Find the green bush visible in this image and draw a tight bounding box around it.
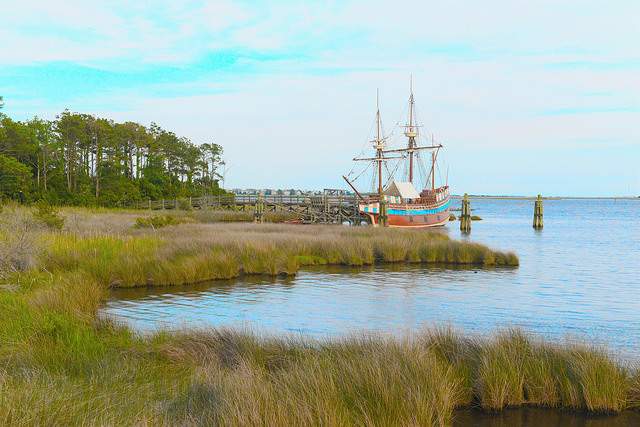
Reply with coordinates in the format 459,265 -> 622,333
33,201 -> 64,230
177,198 -> 193,211
134,214 -> 188,229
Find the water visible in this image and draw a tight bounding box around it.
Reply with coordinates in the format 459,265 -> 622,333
454,408 -> 640,426
103,199 -> 640,357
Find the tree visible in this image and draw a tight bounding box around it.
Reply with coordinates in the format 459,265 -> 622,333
0,153 -> 31,199
27,117 -> 57,192
200,142 -> 223,189
0,109 -> 225,205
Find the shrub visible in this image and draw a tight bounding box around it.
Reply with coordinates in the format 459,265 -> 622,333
33,201 -> 64,230
0,207 -> 41,274
134,215 -> 189,229
177,198 -> 193,211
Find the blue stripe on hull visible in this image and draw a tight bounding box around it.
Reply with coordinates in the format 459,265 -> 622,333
362,199 -> 450,216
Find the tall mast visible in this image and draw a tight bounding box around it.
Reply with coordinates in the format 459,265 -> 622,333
404,75 -> 418,183
376,89 -> 383,196
353,91 -> 401,195
431,134 -> 436,191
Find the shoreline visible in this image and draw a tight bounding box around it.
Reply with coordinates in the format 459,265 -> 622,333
452,195 -> 640,200
1,206 -> 637,425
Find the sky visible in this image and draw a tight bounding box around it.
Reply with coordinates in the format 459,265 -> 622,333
1,0 -> 639,196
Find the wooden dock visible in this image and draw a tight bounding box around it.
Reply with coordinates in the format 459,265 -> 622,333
126,193 -> 366,225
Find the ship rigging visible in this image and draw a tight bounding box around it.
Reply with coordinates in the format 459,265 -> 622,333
343,78 -> 451,228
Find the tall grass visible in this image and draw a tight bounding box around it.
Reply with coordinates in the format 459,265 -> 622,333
2,207 -> 634,425
0,206 -> 42,275
38,222 -> 518,288
473,330 -> 630,413
0,276 -> 637,426
160,329 -> 637,425
192,209 -> 301,223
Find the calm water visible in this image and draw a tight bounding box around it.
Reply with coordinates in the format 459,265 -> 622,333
103,199 -> 640,357
453,408 -> 640,426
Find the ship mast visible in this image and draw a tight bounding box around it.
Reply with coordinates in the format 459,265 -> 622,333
405,76 -> 418,183
431,135 -> 436,191
375,90 -> 384,196
379,76 -> 442,192
352,89 -> 417,196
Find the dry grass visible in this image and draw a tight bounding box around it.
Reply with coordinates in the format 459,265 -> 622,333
31,215 -> 519,288
0,274 -> 637,426
472,330 -> 631,413
0,206 -> 43,276
2,206 -> 634,425
160,328 -> 636,426
192,209 -> 301,223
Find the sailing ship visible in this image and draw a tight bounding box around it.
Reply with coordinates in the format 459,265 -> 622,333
343,81 -> 450,228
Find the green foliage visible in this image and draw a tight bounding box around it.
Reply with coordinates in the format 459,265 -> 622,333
33,201 -> 64,230
177,198 -> 193,211
0,110 -> 225,207
134,214 -> 189,229
0,153 -> 31,199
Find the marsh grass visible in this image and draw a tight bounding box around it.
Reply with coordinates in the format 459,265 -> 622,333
471,330 -> 631,413
134,214 -> 193,229
0,207 -> 43,275
2,207 -> 634,425
35,219 -> 518,288
161,329 -> 638,426
0,278 -> 637,426
629,370 -> 640,409
192,209 -> 301,223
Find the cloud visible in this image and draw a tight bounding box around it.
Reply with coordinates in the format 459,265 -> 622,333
1,0 -> 639,195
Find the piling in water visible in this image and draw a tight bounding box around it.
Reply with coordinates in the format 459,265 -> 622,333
460,193 -> 471,233
533,194 -> 543,229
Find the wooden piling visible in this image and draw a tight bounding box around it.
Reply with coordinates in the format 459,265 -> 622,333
379,198 -> 388,227
254,193 -> 265,223
533,194 -> 544,229
460,193 -> 471,233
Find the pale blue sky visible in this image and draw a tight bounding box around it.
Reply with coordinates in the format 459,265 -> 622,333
1,0 -> 639,196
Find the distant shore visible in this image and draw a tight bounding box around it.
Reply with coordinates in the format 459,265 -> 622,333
452,195 -> 639,200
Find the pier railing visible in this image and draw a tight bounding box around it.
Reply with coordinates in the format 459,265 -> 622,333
123,194 -> 366,225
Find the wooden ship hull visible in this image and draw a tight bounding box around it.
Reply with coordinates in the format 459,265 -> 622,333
359,186 -> 450,228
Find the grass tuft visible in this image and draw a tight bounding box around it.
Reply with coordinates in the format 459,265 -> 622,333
134,214 -> 192,229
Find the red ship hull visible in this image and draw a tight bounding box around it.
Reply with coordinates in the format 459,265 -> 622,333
359,187 -> 451,228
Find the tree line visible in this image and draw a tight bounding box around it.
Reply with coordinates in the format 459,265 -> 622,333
0,98 -> 225,206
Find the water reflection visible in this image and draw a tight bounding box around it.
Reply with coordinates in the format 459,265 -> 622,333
454,408 -> 640,427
